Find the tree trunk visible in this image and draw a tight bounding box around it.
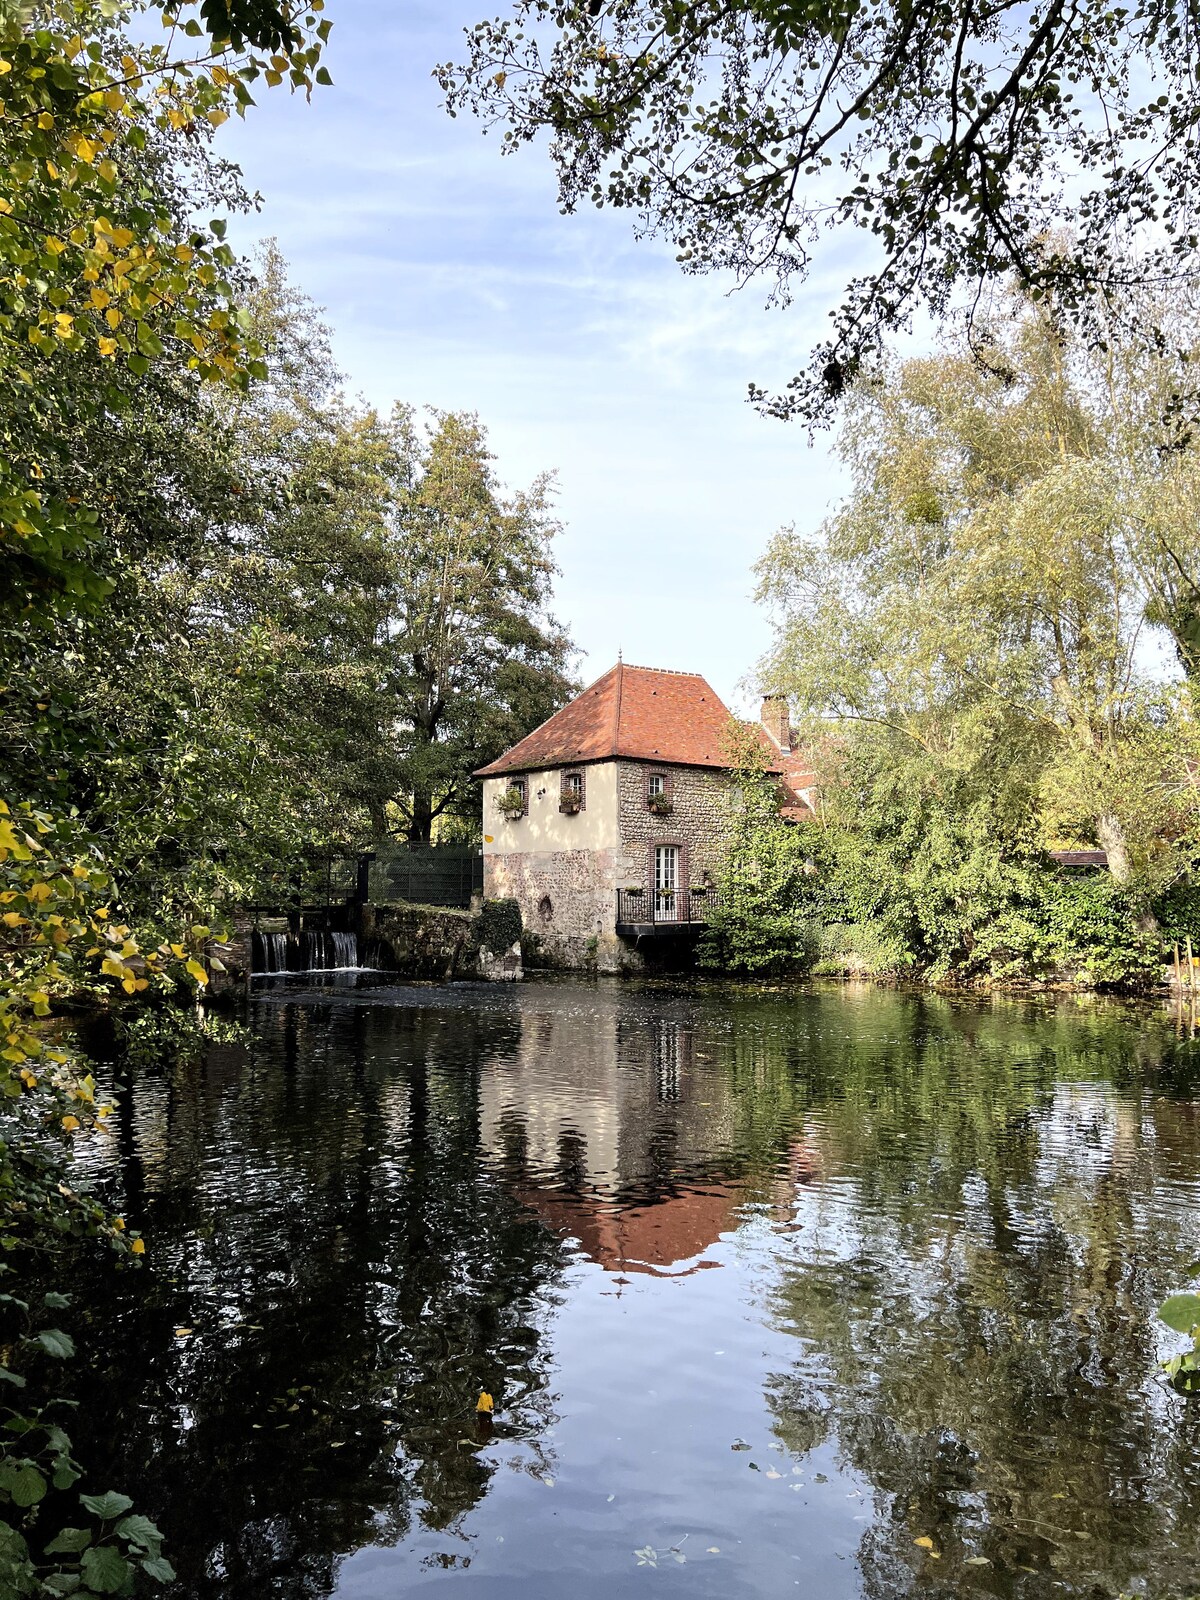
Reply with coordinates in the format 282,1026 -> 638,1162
408,787 -> 434,847
1095,811 -> 1159,934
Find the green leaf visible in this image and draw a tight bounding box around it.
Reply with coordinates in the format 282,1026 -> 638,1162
1159,1293 -> 1200,1334
45,1527 -> 93,1555
43,1292 -> 71,1309
7,1464 -> 46,1507
35,1328 -> 76,1359
140,1555 -> 176,1583
79,1545 -> 130,1593
45,1576 -> 82,1596
0,1368 -> 26,1387
79,1491 -> 133,1521
114,1514 -> 161,1551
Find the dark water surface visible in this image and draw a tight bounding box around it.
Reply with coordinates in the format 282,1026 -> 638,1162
69,979 -> 1200,1599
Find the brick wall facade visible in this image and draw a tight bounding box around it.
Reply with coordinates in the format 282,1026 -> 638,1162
613,760 -> 731,891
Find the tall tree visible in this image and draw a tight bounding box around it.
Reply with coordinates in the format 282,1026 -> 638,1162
444,0 -> 1200,424
755,296 -> 1200,896
384,409 -> 575,845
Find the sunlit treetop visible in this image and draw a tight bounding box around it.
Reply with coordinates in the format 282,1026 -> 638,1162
0,0 -> 331,617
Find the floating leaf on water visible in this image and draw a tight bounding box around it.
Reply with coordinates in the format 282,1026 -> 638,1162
765,1469 -> 782,1479
706,1547 -> 720,1554
814,1473 -> 828,1483
730,1438 -> 750,1450
914,1536 -> 936,1550
607,1495 -> 615,1502
964,1556 -> 991,1566
542,1477 -> 554,1487
174,1328 -> 193,1338
1159,1293 -> 1200,1334
748,1462 -> 760,1471
634,1546 -> 658,1567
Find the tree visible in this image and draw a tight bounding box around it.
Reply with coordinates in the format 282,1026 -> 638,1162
756,296 -> 1200,910
0,5 -> 331,1584
443,0 -> 1200,424
200,267 -> 577,851
380,410 -> 576,844
698,723 -> 817,974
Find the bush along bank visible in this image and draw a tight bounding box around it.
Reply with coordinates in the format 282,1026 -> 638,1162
697,766 -> 1200,991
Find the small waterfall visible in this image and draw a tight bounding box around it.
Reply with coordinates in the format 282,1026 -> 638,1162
254,931 -> 289,973
301,929 -> 329,971
252,927 -> 366,976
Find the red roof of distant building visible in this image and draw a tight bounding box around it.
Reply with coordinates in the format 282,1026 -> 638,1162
474,662 -> 764,777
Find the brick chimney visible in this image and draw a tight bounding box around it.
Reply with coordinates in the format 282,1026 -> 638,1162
761,695 -> 791,752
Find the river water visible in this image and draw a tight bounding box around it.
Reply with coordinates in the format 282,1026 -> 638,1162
70,978 -> 1200,1600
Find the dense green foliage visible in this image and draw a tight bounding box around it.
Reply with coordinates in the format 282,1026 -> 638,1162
699,295 -> 1200,985
480,897 -> 522,955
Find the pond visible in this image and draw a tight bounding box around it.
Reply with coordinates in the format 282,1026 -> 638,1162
68,979 -> 1200,1600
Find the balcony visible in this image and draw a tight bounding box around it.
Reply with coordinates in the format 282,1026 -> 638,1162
615,887 -> 716,937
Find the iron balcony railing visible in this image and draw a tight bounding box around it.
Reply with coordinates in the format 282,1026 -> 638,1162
616,886 -> 717,929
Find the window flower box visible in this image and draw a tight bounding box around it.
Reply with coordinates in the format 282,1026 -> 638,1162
495,786 -> 527,818
559,795 -> 582,814
647,794 -> 674,816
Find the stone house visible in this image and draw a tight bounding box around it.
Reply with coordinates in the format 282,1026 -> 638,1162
474,662 -> 815,971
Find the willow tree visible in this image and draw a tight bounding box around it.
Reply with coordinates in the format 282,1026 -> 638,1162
756,298 -> 1200,894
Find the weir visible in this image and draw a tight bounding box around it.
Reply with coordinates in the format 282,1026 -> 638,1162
251,927 -> 372,976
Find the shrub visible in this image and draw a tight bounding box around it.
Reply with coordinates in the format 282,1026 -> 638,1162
479,898 -> 522,955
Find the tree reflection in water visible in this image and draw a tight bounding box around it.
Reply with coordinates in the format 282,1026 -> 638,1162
762,994 -> 1200,1597
60,982 -> 1200,1600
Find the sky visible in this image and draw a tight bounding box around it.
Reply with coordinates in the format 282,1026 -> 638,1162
214,1 -> 852,712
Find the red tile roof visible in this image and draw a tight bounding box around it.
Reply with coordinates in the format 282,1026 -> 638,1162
474,662 -> 758,776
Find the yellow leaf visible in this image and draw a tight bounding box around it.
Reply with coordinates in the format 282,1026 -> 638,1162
121,977 -> 137,994
113,1216 -> 125,1231
476,1390 -> 494,1414
185,958 -> 208,986
61,1115 -> 80,1132
2,911 -> 24,927
130,1237 -> 145,1255
914,1538 -> 936,1551
27,881 -> 52,902
169,943 -> 185,959
100,956 -> 125,978
90,286 -> 110,309
105,307 -> 122,329
97,337 -> 117,357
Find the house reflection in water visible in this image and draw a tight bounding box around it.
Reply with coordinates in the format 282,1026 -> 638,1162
478,1002 -> 817,1278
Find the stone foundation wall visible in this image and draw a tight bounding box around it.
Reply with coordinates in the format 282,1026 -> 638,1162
614,761 -> 731,889
485,847 -> 637,972
363,904 -> 484,980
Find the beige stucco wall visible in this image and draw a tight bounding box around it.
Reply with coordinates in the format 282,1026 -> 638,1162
481,762 -> 619,855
